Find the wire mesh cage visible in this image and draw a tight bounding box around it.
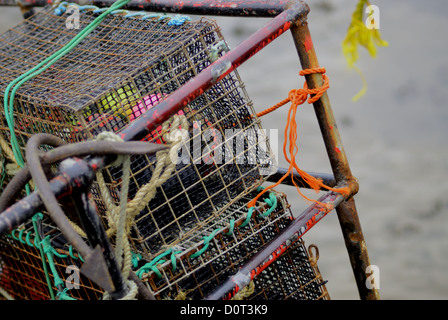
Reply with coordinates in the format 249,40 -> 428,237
0,188 -> 329,300
0,5 -> 273,251
0,4 -> 330,300
0,214 -> 103,300
138,189 -> 330,300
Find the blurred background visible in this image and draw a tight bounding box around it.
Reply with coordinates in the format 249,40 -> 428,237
0,0 -> 447,299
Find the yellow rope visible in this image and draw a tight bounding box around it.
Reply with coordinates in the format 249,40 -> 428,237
231,281 -> 255,300
0,132 -> 18,165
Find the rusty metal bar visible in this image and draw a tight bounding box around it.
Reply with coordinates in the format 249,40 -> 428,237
1,0 -> 295,17
119,1 -> 308,142
289,20 -> 379,300
335,197 -> 379,300
0,156 -> 100,237
67,190 -> 127,298
206,191 -> 344,300
267,167 -> 336,189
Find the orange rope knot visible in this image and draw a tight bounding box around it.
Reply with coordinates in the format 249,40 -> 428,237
249,67 -> 350,210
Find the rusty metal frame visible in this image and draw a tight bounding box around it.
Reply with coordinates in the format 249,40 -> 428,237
0,0 -> 379,300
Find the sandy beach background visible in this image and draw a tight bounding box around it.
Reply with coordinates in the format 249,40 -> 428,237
0,0 -> 447,299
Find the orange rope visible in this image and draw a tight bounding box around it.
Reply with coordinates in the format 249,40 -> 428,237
249,67 -> 350,209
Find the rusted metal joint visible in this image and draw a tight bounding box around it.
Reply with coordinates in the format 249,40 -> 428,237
340,176 -> 360,200
286,0 -> 310,25
348,176 -> 360,197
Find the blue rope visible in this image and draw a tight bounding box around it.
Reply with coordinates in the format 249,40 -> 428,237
168,15 -> 192,26
54,2 -> 192,26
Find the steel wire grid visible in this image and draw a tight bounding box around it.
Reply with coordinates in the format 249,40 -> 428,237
0,5 -> 330,300
0,6 -> 275,257
0,189 -> 329,300
0,214 -> 103,300
139,190 -> 329,300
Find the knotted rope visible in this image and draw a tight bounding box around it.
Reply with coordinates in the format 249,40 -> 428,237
96,115 -> 189,299
231,280 -> 255,300
249,67 -> 350,210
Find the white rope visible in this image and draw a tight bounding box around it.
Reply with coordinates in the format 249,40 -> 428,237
0,285 -> 14,300
102,279 -> 138,301
124,115 -> 189,220
98,115 -> 189,300
0,132 -> 18,165
95,131 -> 136,300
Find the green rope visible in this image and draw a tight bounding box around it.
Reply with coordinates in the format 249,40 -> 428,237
131,251 -> 142,268
240,192 -> 277,228
259,192 -> 278,218
69,245 -> 84,262
136,249 -> 182,279
10,229 -> 20,242
10,222 -> 85,268
25,230 -> 34,247
226,219 -> 235,236
32,213 -> 56,300
56,288 -> 77,300
240,207 -> 255,228
190,190 -> 277,257
17,229 -> 26,244
40,236 -> 65,289
190,228 -> 220,259
136,190 -> 279,281
12,226 -> 83,261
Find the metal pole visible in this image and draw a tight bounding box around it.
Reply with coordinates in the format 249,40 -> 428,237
267,167 -> 336,189
1,0 -> 294,17
289,18 -> 380,300
66,190 -> 128,298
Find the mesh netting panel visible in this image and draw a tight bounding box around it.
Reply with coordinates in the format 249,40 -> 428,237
0,215 -> 102,300
248,243 -> 329,300
0,6 -> 274,257
0,190 -> 329,300
138,190 -> 329,300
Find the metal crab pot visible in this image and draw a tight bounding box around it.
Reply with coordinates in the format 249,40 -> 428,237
0,0 -> 379,301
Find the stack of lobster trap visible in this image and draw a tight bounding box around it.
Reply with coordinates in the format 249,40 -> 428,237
0,3 -> 330,300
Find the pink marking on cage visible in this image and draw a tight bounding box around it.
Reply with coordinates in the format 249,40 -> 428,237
129,93 -> 164,122
131,93 -> 188,144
